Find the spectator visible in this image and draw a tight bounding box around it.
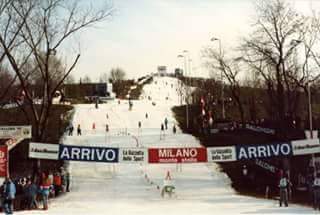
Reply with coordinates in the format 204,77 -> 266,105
24,180 -> 38,210
40,172 -> 51,210
313,173 -> 320,210
53,173 -> 62,197
2,177 -> 16,214
279,175 -> 291,207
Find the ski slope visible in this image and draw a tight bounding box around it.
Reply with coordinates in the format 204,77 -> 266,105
18,77 -> 315,214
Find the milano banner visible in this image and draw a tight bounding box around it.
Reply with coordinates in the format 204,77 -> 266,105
236,142 -> 292,160
59,145 -> 118,163
148,147 -> 207,163
0,146 -> 8,177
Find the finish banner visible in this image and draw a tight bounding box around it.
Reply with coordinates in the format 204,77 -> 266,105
148,147 -> 207,163
119,148 -> 148,163
0,146 -> 8,177
207,146 -> 237,162
59,145 -> 118,163
236,142 -> 292,160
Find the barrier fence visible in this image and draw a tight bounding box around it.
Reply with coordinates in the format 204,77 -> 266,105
28,138 -> 320,163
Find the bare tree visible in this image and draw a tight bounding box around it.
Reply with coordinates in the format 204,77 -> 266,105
239,0 -> 306,123
203,48 -> 245,125
0,0 -> 113,141
109,67 -> 126,83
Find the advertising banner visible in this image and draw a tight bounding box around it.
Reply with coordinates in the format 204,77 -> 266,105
0,146 -> 8,177
0,126 -> 31,139
29,142 -> 59,160
245,124 -> 275,135
59,145 -> 118,163
291,139 -> 320,155
148,147 -> 207,163
119,148 -> 148,163
207,146 -> 236,162
255,159 -> 278,173
236,142 -> 292,160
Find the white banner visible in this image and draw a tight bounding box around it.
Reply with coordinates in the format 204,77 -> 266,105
119,148 -> 148,163
0,126 -> 31,139
291,139 -> 320,155
207,146 -> 236,162
29,142 -> 59,160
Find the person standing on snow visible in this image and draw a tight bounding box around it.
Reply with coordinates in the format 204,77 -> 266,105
160,123 -> 165,140
173,124 -> 177,134
279,174 -> 291,207
2,177 -> 16,214
313,174 -> 320,210
77,124 -> 82,136
164,118 -> 168,130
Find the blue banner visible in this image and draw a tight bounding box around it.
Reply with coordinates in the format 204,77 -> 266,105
59,145 -> 118,163
236,142 -> 292,160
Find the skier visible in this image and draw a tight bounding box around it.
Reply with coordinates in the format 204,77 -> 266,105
160,123 -> 165,140
279,174 -> 291,207
164,118 -> 168,130
2,177 -> 16,214
106,124 -> 109,132
173,124 -> 177,134
145,113 -> 148,119
138,121 -> 141,129
77,124 -> 82,136
68,124 -> 74,136
313,173 -> 320,210
40,172 -> 51,210
161,171 -> 175,198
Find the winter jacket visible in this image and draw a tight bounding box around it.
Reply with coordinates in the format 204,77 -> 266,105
25,183 -> 38,197
3,181 -> 16,200
54,175 -> 62,186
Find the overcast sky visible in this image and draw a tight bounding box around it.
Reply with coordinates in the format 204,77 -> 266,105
71,0 -> 320,81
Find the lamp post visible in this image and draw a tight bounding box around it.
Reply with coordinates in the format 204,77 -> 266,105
178,50 -> 190,129
211,37 -> 225,119
291,39 -> 315,176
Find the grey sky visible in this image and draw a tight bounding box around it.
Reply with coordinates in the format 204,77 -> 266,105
72,0 -> 319,81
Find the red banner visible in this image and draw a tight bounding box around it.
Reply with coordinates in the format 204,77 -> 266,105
0,146 -> 8,177
148,147 -> 207,163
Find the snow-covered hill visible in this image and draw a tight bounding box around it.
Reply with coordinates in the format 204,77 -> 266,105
18,77 -> 315,214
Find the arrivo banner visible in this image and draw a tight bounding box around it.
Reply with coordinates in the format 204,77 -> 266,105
207,146 -> 236,162
291,139 -> 320,155
29,142 -> 59,160
59,145 -> 118,163
0,146 -> 8,177
148,147 -> 207,163
119,148 -> 148,163
236,142 -> 292,160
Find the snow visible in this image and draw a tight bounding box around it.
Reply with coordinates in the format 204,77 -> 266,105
18,77 -> 316,214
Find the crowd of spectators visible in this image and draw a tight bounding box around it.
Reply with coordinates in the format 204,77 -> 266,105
0,166 -> 70,212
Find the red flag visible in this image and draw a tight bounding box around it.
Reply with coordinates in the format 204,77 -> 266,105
0,146 -> 8,177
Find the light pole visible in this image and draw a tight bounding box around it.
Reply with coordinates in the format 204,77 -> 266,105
211,37 -> 225,119
291,39 -> 315,176
178,50 -> 190,129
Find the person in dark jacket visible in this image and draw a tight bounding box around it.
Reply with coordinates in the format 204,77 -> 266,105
2,177 -> 16,214
24,180 -> 38,210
